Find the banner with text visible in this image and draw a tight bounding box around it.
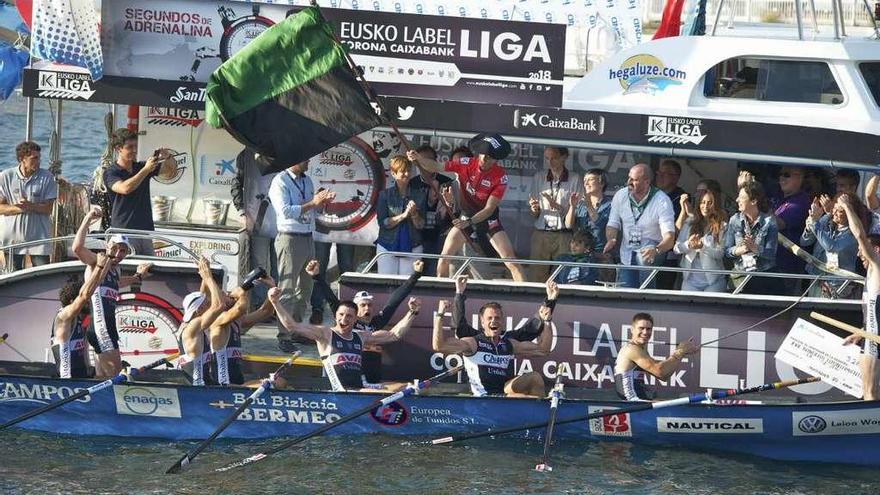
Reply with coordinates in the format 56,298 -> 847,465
100,1 -> 565,107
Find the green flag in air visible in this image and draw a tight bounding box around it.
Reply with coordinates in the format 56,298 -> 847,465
205,6 -> 384,175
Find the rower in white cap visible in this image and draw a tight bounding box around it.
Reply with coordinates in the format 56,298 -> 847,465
72,205 -> 153,377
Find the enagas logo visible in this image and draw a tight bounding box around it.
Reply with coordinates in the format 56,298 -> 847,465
370,401 -> 409,426
588,406 -> 632,437
146,107 -> 204,127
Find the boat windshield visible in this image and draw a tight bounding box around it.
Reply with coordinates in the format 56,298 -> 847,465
703,57 -> 843,105
859,62 -> 880,107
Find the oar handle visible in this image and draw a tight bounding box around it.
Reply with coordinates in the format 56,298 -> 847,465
810,312 -> 880,345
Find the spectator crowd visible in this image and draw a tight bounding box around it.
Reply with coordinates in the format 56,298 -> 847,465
2,131 -> 873,326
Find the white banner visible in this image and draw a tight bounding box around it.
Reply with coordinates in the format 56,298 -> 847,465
775,318 -> 863,398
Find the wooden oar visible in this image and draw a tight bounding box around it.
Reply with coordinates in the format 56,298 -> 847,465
432,376 -> 819,445
809,311 -> 880,345
214,365 -> 464,473
0,353 -> 179,432
165,351 -> 301,474
535,365 -> 566,473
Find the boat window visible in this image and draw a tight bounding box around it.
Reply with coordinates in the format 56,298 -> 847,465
860,62 -> 880,107
704,57 -> 843,104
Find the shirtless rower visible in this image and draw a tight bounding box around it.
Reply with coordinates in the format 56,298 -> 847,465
72,205 -> 153,377
207,273 -> 276,386
51,253 -> 112,379
432,298 -> 552,398
178,257 -> 226,386
614,312 -> 699,401
839,195 -> 879,400
268,286 -> 421,392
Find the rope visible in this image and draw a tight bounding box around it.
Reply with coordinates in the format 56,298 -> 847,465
699,273 -> 821,347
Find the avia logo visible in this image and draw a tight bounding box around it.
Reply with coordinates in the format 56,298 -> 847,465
397,105 -> 415,121
646,116 -> 707,145
37,71 -> 95,100
514,109 -> 605,134
798,415 -> 828,434
146,107 -> 203,127
609,54 -> 686,95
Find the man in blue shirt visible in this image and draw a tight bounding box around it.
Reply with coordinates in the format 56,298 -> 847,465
268,159 -> 334,351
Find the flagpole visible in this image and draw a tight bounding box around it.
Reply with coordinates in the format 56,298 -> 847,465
310,1 -> 413,151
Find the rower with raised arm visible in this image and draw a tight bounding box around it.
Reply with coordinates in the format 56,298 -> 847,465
178,257 -> 226,386
452,275 -> 559,342
51,253 -> 113,379
614,312 -> 699,401
839,195 -> 880,400
269,286 -> 421,392
307,258 -> 424,385
207,270 -> 277,386
72,205 -> 153,377
432,297 -> 552,397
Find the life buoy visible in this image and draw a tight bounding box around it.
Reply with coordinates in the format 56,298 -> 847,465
126,105 -> 139,132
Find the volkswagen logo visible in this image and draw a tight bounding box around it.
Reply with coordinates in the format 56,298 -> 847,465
798,415 -> 827,434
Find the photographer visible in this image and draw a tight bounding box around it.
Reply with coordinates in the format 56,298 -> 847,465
99,128 -> 178,255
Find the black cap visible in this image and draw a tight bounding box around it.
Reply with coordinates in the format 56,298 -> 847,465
468,133 -> 511,160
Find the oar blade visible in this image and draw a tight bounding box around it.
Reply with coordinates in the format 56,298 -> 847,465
165,455 -> 191,475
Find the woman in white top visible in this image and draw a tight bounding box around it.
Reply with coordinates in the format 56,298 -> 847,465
674,188 -> 728,292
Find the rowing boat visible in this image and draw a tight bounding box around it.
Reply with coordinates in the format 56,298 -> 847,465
1,371 -> 877,466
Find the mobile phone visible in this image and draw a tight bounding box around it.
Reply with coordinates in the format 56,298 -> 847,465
153,149 -> 161,159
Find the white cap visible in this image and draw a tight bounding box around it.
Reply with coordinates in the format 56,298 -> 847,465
107,234 -> 133,253
353,291 -> 373,304
182,292 -> 207,323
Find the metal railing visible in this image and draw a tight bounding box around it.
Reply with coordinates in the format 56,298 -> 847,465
0,228 -> 238,274
645,0 -> 877,27
362,250 -> 863,298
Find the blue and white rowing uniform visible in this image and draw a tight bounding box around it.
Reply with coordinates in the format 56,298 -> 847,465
176,323 -> 213,386
463,333 -> 515,396
614,367 -> 652,401
863,287 -> 879,358
86,265 -> 120,354
210,320 -> 245,386
321,331 -> 364,391
49,310 -> 90,379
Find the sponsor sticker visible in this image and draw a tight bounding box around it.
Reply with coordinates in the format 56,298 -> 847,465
609,54 -> 686,95
656,417 -> 763,433
792,409 -> 880,436
370,401 -> 409,426
114,385 -> 182,418
646,116 -> 707,145
37,71 -> 95,100
588,406 -> 633,437
513,109 -> 605,134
